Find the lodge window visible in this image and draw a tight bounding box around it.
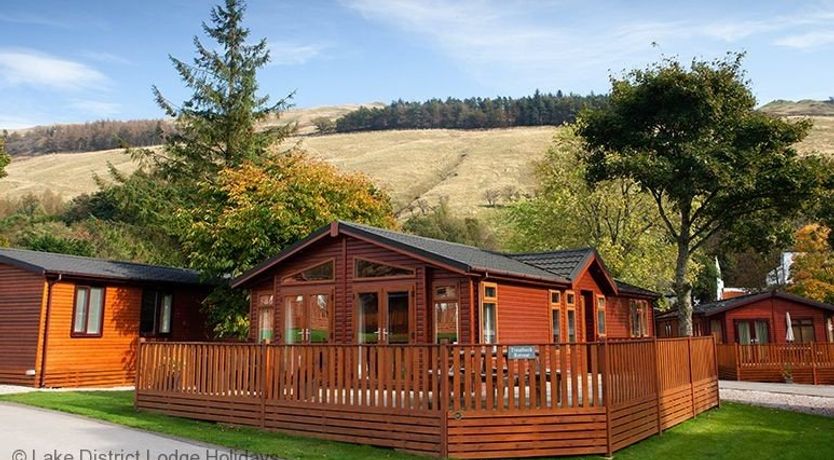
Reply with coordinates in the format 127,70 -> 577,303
629,300 -> 649,338
736,319 -> 769,344
258,292 -> 274,343
72,286 -> 105,337
550,290 -> 562,343
434,285 -> 459,344
282,260 -> 335,284
790,318 -> 815,344
481,282 -> 498,344
710,319 -> 723,344
566,290 -> 576,343
354,258 -> 415,279
596,295 -> 606,337
140,290 -> 174,336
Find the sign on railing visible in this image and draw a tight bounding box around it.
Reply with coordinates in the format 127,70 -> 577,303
507,345 -> 537,360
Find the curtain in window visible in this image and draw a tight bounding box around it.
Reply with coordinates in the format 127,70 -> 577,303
755,320 -> 769,344
737,322 -> 751,344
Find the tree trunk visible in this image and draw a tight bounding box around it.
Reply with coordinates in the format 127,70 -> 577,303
675,238 -> 693,336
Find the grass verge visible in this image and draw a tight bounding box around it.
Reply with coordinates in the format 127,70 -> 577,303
1,391 -> 832,460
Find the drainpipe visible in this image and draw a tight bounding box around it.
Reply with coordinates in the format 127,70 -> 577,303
38,274 -> 60,388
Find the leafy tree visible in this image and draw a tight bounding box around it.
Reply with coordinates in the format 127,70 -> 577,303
0,136 -> 10,179
181,151 -> 395,332
403,197 -> 498,250
18,231 -> 95,257
505,128 -> 678,294
577,53 -> 828,335
787,224 -> 834,304
311,117 -> 336,135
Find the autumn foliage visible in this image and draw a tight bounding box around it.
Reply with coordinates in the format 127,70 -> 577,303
788,224 -> 834,304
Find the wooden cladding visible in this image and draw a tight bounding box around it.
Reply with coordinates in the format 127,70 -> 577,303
717,342 -> 834,385
136,337 -> 719,458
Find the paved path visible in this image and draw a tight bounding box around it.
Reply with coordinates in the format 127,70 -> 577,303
0,385 -> 36,395
0,403 -> 249,460
719,380 -> 834,417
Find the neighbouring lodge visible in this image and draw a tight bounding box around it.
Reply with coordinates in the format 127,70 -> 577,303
656,290 -> 834,345
232,221 -> 660,346
0,248 -> 210,387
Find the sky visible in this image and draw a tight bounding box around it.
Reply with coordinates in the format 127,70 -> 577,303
1,0 -> 833,129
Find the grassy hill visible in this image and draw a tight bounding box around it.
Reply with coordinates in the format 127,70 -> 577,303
3,101 -> 833,217
1,122 -> 557,217
760,99 -> 834,117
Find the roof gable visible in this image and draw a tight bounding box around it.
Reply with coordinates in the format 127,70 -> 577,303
507,249 -> 620,295
660,291 -> 834,318
233,221 -> 571,288
0,248 -> 204,285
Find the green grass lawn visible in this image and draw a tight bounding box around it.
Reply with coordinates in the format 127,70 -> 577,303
0,391 -> 832,460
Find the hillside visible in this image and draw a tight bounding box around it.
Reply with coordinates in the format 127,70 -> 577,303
3,101 -> 833,217
1,125 -> 557,217
760,99 -> 834,117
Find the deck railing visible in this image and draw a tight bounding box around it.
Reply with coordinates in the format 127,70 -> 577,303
716,342 -> 834,385
136,337 -> 718,458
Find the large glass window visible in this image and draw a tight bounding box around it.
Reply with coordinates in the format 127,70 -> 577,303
354,258 -> 414,279
258,292 -> 274,343
140,290 -> 174,336
481,282 -> 498,344
283,260 -> 334,284
434,285 -> 459,344
73,286 -> 105,337
790,318 -> 815,343
736,319 -> 769,344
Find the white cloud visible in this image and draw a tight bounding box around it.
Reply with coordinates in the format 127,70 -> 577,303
0,49 -> 109,91
775,30 -> 834,49
0,12 -> 71,28
269,42 -> 327,65
343,0 -> 834,90
68,99 -> 121,117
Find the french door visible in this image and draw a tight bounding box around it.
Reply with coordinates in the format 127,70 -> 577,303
355,284 -> 414,344
283,290 -> 333,344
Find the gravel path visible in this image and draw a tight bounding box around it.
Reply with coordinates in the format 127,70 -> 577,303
720,387 -> 834,417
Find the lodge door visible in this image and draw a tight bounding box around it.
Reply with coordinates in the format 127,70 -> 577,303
355,284 -> 414,344
283,290 -> 333,344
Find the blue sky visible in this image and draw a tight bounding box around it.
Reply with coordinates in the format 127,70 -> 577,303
2,0 -> 834,129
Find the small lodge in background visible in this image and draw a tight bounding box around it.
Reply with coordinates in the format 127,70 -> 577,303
232,221 -> 660,346
655,290 -> 834,345
0,248 -> 210,387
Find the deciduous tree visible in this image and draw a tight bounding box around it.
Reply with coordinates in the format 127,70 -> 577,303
578,53 -> 827,335
788,224 -> 834,304
505,128 -> 678,294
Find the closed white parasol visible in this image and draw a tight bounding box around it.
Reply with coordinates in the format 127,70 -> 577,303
785,312 -> 795,342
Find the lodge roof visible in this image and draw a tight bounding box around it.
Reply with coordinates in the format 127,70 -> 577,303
234,221 -> 660,299
655,290 -> 834,319
0,247 -> 204,285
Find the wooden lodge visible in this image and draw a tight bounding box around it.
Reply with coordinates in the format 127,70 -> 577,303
656,291 -> 834,384
0,248 -> 210,387
133,222 -> 720,458
232,221 -> 660,347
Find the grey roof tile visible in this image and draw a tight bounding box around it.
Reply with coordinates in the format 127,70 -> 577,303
0,247 -> 204,285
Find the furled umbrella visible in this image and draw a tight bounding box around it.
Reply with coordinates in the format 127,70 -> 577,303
785,312 -> 795,343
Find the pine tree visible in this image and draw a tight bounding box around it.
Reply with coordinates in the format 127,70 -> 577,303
146,0 -> 293,180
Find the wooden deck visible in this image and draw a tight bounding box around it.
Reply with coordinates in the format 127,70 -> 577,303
717,342 -> 834,385
135,337 -> 719,458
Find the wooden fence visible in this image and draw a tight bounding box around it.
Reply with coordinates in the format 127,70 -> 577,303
135,337 -> 718,458
717,342 -> 834,385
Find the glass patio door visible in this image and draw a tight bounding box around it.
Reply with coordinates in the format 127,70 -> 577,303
284,292 -> 332,344
355,286 -> 412,344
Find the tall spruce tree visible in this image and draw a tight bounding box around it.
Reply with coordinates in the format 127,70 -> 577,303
145,0 -> 293,180
0,136 -> 10,179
